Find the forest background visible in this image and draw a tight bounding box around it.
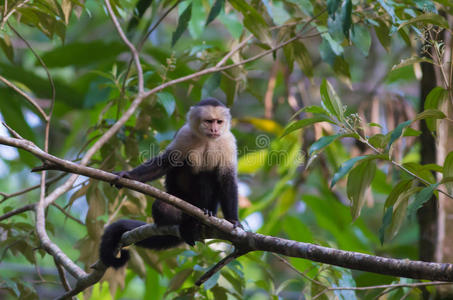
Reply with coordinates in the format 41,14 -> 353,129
1,0 -> 453,299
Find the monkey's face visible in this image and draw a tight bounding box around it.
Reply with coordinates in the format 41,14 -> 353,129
201,118 -> 225,138
190,105 -> 230,139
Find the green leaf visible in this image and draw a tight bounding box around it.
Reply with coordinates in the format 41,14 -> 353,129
388,187 -> 420,238
351,24 -> 371,56
281,116 -> 333,138
327,0 -> 340,18
320,79 -> 344,121
202,72 -> 221,98
340,0 -> 352,38
289,105 -> 330,121
228,0 -> 272,45
403,127 -> 422,137
424,87 -> 448,131
347,159 -> 376,220
218,13 -> 243,39
308,134 -> 342,156
368,122 -> 382,128
368,133 -> 389,149
388,120 -> 412,147
443,151 -> 453,194
165,269 -> 193,295
206,0 -> 224,25
156,92 -> 176,116
398,13 -> 449,30
392,56 -> 434,71
41,41 -> 127,68
374,19 -> 390,52
172,3 -> 192,46
203,271 -> 220,290
293,40 -> 313,78
379,205 -> 393,245
0,34 -> 14,63
407,183 -> 439,219
384,179 -> 413,207
331,155 -> 368,188
189,0 -> 205,38
425,87 -> 448,110
414,109 -> 446,121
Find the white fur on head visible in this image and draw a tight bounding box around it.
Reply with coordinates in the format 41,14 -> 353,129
165,99 -> 236,172
187,103 -> 231,139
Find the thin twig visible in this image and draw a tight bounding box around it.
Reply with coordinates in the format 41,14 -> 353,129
271,253 -> 325,287
104,0 -> 144,94
51,203 -> 84,226
0,171 -> 66,204
195,248 -> 249,286
0,204 -> 35,222
0,0 -> 31,29
0,75 -> 47,120
54,257 -> 72,292
2,121 -> 25,139
215,35 -> 253,68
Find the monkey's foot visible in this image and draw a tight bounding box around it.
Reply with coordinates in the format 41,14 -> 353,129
202,208 -> 215,217
227,219 -> 243,229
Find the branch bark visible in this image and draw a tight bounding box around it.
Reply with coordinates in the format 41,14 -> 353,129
2,134 -> 453,299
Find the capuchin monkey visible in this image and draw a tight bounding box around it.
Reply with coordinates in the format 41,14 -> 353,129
99,98 -> 241,269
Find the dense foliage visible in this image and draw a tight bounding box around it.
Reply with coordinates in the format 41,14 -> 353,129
1,0 -> 452,299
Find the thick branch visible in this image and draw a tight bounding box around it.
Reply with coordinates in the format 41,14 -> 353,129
3,135 -> 453,283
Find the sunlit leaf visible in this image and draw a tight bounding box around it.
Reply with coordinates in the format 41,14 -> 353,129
281,116 -> 333,138
320,79 -> 344,121
347,159 -> 376,220
172,3 -> 192,46
414,109 -> 445,121
398,13 -> 449,30
392,56 -> 433,71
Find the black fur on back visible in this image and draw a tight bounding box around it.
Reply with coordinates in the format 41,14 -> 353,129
196,98 -> 225,107
99,219 -> 182,269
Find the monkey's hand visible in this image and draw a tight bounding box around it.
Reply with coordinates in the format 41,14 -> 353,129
227,219 -> 243,229
111,171 -> 133,189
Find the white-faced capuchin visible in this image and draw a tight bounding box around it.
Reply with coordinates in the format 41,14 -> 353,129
99,98 -> 241,269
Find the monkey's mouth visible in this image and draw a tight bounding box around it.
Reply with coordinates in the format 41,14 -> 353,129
207,133 -> 220,138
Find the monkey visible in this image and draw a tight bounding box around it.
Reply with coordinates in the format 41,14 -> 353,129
99,98 -> 241,269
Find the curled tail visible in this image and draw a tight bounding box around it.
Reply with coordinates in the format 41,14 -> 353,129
99,219 -> 182,269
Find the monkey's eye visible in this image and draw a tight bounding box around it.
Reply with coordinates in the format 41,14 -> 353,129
204,120 -> 214,124
217,120 -> 223,124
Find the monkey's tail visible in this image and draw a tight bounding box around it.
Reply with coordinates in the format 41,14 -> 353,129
99,219 -> 182,269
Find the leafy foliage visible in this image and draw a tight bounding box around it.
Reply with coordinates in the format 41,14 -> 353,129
0,0 -> 452,299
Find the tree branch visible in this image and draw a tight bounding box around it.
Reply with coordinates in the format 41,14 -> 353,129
2,135 -> 453,288
0,203 -> 34,222
104,0 -> 144,94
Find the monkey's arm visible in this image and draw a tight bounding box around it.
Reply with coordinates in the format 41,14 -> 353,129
219,171 -> 241,227
115,152 -> 171,184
